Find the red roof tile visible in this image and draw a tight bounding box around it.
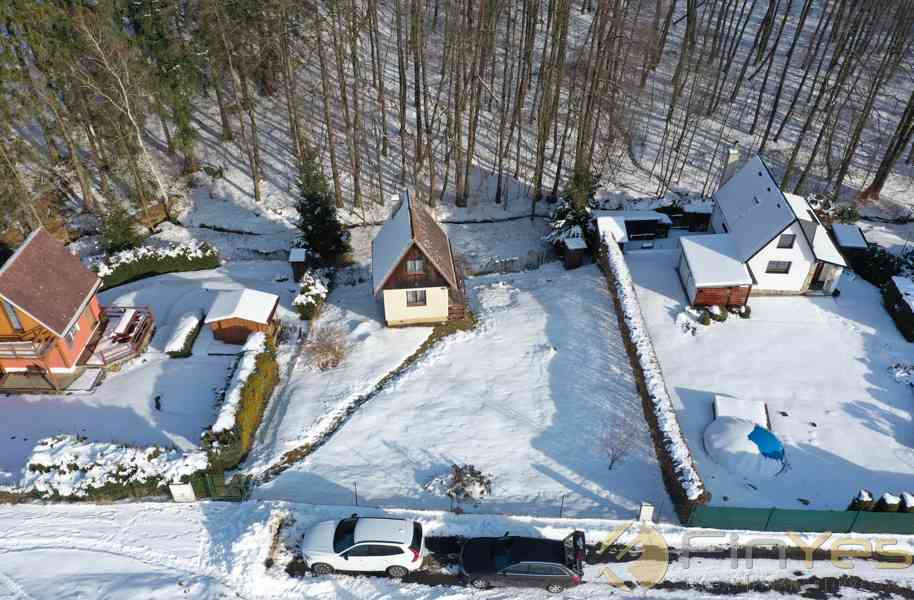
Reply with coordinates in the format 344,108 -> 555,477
0,229 -> 100,336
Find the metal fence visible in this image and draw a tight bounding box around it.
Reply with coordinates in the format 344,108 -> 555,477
688,505 -> 914,534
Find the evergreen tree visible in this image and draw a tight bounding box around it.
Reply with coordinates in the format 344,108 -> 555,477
295,145 -> 350,264
100,202 -> 143,253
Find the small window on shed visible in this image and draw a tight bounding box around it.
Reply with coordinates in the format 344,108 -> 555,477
406,290 -> 427,306
406,258 -> 424,274
766,260 -> 791,274
777,234 -> 796,249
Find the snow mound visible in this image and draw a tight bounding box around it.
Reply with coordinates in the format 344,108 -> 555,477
703,417 -> 786,479
164,309 -> 204,354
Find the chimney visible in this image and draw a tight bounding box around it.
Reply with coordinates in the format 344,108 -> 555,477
720,144 -> 742,188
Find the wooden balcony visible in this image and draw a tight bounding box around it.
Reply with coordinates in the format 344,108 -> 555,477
0,339 -> 53,360
81,306 -> 155,367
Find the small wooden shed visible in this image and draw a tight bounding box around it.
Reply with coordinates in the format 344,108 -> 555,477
289,248 -> 309,282
678,234 -> 753,307
884,276 -> 914,342
205,289 -> 279,344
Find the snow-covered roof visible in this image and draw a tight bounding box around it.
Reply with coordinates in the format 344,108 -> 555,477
371,195 -> 413,294
289,248 -> 308,262
205,289 -> 279,325
892,276 -> 914,311
371,191 -> 459,295
679,235 -> 753,287
565,237 -> 587,250
714,155 -> 796,261
594,211 -> 672,244
832,223 -> 868,249
713,396 -> 769,429
784,193 -> 847,267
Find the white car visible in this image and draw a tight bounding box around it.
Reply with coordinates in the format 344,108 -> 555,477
301,515 -> 425,578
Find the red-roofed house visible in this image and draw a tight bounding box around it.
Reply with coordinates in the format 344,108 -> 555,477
0,229 -> 153,391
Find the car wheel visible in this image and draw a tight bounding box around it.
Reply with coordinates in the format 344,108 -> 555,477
386,565 -> 409,579
470,578 -> 489,589
546,583 -> 565,594
310,563 -> 334,576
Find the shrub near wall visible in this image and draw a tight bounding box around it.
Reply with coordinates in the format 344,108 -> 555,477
92,241 -> 221,290
596,240 -> 709,522
202,335 -> 279,470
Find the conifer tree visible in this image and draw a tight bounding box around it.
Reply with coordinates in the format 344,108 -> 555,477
295,145 -> 350,265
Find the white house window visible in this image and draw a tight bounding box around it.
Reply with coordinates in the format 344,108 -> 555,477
406,258 -> 424,274
777,234 -> 796,249
64,322 -> 81,346
2,300 -> 23,332
406,290 -> 427,306
766,260 -> 791,274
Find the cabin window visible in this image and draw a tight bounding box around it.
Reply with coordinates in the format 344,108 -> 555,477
777,234 -> 796,249
1,300 -> 23,332
766,260 -> 792,274
64,322 -> 81,346
406,258 -> 424,274
406,290 -> 427,307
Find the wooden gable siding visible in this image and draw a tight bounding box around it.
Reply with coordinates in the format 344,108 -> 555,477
382,244 -> 451,291
694,285 -> 751,307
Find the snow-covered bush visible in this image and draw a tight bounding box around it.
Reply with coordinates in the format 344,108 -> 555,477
90,241 -> 220,289
99,202 -> 144,253
736,305 -> 751,319
425,464 -> 493,506
698,309 -> 712,326
708,305 -> 728,322
293,269 -> 332,320
165,309 -> 204,357
597,239 -> 707,516
307,325 -> 348,371
847,488 -> 875,511
876,492 -> 901,513
20,435 -> 207,500
202,333 -> 279,470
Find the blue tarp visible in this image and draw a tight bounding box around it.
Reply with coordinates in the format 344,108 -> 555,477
748,425 -> 785,460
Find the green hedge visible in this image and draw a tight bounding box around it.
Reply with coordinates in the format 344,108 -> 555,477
203,341 -> 280,471
847,245 -> 914,288
94,243 -> 221,290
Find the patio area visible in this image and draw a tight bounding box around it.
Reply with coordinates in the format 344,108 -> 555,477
82,306 -> 155,368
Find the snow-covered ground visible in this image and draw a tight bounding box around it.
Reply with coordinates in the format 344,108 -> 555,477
257,263 -> 671,520
0,262 -> 299,485
3,500 -> 914,600
245,281 -> 432,474
627,249 -> 914,510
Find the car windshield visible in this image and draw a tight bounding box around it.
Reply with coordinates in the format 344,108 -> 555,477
333,519 -> 357,554
493,541 -> 511,571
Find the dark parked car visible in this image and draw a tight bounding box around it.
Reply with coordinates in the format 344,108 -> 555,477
459,531 -> 585,593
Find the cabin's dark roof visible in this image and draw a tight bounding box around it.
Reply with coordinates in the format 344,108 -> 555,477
408,194 -> 459,290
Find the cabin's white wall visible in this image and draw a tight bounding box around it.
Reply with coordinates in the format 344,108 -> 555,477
678,252 -> 698,304
382,287 -> 449,325
747,221 -> 816,293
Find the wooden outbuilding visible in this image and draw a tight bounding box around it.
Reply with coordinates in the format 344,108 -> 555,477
884,276 -> 914,342
289,248 -> 309,282
678,234 -> 753,307
205,289 -> 279,344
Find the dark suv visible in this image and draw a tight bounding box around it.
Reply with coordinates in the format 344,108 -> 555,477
459,531 -> 585,593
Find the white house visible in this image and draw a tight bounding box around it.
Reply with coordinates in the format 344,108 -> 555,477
679,154 -> 847,306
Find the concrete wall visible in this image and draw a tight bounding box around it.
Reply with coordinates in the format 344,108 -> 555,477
747,221 -> 817,293
677,252 -> 698,305
383,286 -> 449,326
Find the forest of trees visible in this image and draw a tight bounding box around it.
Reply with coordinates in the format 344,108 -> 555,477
2,0 -> 914,241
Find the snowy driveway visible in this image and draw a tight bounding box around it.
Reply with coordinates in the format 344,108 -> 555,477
256,263 -> 670,519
